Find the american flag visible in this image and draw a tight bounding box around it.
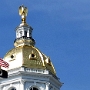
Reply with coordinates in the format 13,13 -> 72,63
0,58 -> 9,68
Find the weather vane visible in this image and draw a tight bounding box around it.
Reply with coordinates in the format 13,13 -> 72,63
19,5 -> 28,24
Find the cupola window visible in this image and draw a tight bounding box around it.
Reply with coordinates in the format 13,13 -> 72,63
20,31 -> 23,37
24,31 -> 27,37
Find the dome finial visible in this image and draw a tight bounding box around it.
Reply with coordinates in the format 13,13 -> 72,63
19,5 -> 28,24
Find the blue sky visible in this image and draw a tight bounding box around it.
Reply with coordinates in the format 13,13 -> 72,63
0,0 -> 90,90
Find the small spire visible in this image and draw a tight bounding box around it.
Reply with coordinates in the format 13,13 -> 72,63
14,5 -> 35,47
19,5 -> 28,24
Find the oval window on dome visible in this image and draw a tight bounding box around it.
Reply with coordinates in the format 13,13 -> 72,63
29,53 -> 36,60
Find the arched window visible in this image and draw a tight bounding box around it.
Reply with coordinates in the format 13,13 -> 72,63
30,87 -> 39,90
8,87 -> 16,90
10,88 -> 16,90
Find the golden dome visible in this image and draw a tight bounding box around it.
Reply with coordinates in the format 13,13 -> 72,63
3,45 -> 56,75
2,5 -> 56,76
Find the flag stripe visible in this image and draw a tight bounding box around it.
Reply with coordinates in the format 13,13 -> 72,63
0,58 -> 9,68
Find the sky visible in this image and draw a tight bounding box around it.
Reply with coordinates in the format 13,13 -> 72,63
0,0 -> 90,90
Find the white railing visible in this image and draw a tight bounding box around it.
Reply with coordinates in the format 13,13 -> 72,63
8,67 -> 49,75
25,68 -> 49,74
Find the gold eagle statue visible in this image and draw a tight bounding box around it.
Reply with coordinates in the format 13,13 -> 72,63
19,5 -> 28,23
